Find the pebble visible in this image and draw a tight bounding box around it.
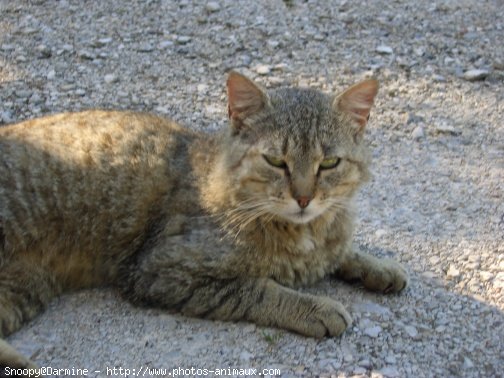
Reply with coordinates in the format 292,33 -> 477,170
375,229 -> 388,238
78,50 -> 96,60
176,36 -> 192,44
255,64 -> 271,75
158,40 -> 174,49
47,70 -> 56,80
0,111 -> 14,124
35,44 -> 51,58
403,325 -> 418,338
435,124 -> 461,136
104,74 -> 119,84
1,44 -> 15,51
378,366 -> 400,377
376,45 -> 393,54
206,2 -> 221,12
479,271 -> 493,282
446,265 -> 461,278
137,43 -> 154,52
463,357 -> 475,369
463,69 -> 489,81
364,326 -> 382,338
411,126 -> 425,140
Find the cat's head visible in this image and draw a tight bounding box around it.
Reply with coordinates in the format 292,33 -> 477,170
215,72 -> 378,226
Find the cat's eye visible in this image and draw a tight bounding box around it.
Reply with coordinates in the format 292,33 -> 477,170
263,154 -> 287,169
319,157 -> 341,170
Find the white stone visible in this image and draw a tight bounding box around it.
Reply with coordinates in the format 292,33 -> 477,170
463,69 -> 489,81
446,264 -> 461,278
403,325 -> 418,338
255,64 -> 271,75
104,74 -> 118,84
376,45 -> 393,54
375,229 -> 388,238
364,326 -> 382,338
206,2 -> 221,12
411,126 -> 425,140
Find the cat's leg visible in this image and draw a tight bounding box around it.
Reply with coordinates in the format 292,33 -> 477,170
122,259 -> 352,338
0,260 -> 58,374
334,248 -> 408,294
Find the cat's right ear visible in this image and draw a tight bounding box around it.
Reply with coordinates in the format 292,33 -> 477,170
227,71 -> 269,133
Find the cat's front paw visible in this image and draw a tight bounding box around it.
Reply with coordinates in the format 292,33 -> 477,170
290,296 -> 352,338
362,258 -> 409,294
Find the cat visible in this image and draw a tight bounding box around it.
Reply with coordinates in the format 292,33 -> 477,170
0,72 -> 408,372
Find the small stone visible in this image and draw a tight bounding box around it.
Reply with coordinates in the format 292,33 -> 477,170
15,90 -> 32,99
206,2 -> 221,12
267,40 -> 280,48
239,350 -> 253,361
1,44 -> 15,51
411,126 -> 425,140
104,74 -> 119,84
385,355 -> 397,364
379,366 -> 400,377
255,64 -> 271,75
16,55 -> 27,63
479,271 -> 493,282
158,40 -> 174,49
463,69 -> 489,81
78,50 -> 96,60
137,43 -> 154,52
463,356 -> 474,369
446,264 -> 461,278
435,124 -> 461,136
403,325 -> 418,338
47,70 -> 56,80
197,84 -> 208,93
375,229 -> 387,238
432,74 -> 446,82
36,44 -> 51,58
60,84 -> 76,92
91,37 -> 112,47
176,36 -> 192,44
364,326 -> 382,338
353,367 -> 367,375
358,359 -> 373,369
376,45 -> 393,54
1,111 -> 13,124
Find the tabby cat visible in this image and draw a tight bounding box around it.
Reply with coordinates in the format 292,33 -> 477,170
0,72 -> 408,371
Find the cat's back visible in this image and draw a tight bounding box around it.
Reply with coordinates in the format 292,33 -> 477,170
0,110 -> 200,286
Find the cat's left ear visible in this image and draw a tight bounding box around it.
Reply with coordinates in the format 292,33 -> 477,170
227,71 -> 269,133
334,79 -> 379,135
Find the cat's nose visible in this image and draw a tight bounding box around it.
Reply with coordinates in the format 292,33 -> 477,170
296,196 -> 311,209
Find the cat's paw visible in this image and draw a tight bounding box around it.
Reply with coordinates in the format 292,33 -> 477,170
291,296 -> 352,338
362,258 -> 409,294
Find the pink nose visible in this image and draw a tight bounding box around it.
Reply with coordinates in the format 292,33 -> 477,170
296,196 -> 311,209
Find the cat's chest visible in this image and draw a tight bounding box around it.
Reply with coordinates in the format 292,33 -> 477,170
238,222 -> 348,287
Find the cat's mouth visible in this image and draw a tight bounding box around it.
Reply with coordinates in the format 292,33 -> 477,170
286,208 -> 321,224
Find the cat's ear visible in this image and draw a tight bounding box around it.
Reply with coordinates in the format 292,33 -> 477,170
227,71 -> 269,132
334,79 -> 379,135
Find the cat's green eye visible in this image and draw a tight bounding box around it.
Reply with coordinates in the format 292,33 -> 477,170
263,155 -> 287,169
319,157 -> 341,170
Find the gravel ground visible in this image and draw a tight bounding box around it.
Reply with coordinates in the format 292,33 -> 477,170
1,0 -> 503,377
